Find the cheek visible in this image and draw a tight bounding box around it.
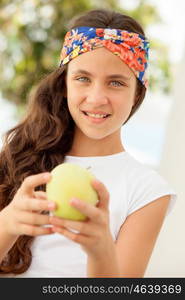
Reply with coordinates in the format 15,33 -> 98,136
67,89 -> 79,110
116,94 -> 135,116
67,93 -> 82,121
67,83 -> 83,106
67,100 -> 77,119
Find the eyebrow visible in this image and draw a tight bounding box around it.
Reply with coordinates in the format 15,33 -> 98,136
71,69 -> 131,81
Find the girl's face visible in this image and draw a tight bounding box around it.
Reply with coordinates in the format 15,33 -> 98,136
66,47 -> 137,141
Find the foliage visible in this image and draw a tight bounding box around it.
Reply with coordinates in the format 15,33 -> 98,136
0,0 -> 172,117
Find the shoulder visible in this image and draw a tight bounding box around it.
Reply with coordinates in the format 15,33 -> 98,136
122,152 -> 177,217
115,151 -> 161,179
123,152 -> 172,188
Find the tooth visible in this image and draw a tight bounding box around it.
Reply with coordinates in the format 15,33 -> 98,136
86,112 -> 106,118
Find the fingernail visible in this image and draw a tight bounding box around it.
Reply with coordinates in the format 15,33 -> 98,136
92,179 -> 99,184
48,202 -> 55,209
44,173 -> 51,180
70,198 -> 79,205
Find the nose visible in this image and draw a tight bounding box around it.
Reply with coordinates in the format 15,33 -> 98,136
85,83 -> 109,105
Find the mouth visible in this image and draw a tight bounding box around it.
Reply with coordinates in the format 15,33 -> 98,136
81,111 -> 111,124
82,111 -> 111,118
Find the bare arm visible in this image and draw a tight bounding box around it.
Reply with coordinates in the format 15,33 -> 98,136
0,210 -> 19,263
115,195 -> 170,277
86,242 -> 121,277
86,195 -> 170,277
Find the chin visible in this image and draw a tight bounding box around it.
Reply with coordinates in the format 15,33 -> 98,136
82,129 -> 112,140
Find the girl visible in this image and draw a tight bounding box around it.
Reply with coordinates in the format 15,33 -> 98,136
0,9 -> 176,277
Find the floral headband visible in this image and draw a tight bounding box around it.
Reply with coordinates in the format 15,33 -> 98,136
60,26 -> 149,88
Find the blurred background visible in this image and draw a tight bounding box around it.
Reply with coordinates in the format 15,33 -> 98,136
0,0 -> 185,277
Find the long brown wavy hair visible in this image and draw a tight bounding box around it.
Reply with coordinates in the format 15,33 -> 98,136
0,9 -> 147,274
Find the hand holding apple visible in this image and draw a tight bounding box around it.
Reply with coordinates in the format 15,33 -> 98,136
49,172 -> 115,258
46,163 -> 99,221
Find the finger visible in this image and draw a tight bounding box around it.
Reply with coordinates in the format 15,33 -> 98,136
91,179 -> 109,210
69,198 -> 102,223
34,191 -> 48,200
17,197 -> 56,212
19,224 -> 53,236
52,225 -> 88,245
19,211 -> 51,226
49,216 -> 92,235
21,172 -> 51,196
33,192 -> 49,214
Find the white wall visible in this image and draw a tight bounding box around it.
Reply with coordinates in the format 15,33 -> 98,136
145,50 -> 185,277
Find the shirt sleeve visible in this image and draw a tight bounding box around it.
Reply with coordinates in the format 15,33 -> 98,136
127,167 -> 177,217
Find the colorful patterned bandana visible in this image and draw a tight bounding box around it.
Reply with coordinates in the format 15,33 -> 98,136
60,26 -> 149,88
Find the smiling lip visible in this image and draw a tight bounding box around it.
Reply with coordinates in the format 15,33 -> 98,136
82,110 -> 111,115
81,111 -> 111,124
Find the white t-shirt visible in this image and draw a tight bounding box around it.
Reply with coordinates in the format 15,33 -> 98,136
6,151 -> 177,277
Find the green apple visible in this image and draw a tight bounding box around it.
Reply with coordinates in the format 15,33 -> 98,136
46,163 -> 99,221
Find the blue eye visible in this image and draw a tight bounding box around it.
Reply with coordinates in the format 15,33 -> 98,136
76,77 -> 90,82
110,81 -> 123,87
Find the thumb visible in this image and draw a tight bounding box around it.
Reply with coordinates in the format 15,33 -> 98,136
91,179 -> 110,210
21,172 -> 51,196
